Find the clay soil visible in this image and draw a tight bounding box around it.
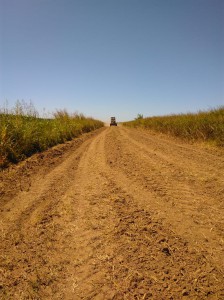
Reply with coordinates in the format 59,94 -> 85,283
0,126 -> 224,299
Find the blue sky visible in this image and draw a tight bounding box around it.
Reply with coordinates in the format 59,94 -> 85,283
0,0 -> 223,121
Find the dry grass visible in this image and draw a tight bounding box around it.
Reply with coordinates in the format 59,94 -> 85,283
0,101 -> 104,168
123,107 -> 224,147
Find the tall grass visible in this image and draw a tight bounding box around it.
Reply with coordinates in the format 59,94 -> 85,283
123,107 -> 224,147
0,101 -> 104,168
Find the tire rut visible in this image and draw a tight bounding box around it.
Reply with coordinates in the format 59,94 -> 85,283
104,127 -> 224,272
0,126 -> 223,299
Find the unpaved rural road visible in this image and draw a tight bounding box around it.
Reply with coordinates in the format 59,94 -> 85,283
0,126 -> 224,299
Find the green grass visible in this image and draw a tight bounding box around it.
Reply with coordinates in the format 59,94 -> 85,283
123,107 -> 224,147
0,101 -> 104,168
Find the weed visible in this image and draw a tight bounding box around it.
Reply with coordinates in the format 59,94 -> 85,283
0,101 -> 104,168
123,107 -> 224,147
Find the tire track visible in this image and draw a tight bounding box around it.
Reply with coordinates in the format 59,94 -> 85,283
0,126 -> 223,299
104,128 -> 224,272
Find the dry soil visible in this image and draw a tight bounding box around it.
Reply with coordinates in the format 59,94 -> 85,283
0,126 -> 224,299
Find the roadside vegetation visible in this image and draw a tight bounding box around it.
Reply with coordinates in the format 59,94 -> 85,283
123,107 -> 224,147
0,101 -> 104,168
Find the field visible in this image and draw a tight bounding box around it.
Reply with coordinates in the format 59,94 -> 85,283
0,101 -> 104,168
0,125 -> 224,299
123,107 -> 224,147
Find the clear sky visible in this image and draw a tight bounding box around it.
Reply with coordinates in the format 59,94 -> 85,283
0,0 -> 223,122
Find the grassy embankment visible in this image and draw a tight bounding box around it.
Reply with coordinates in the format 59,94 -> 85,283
0,101 -> 104,168
123,107 -> 224,147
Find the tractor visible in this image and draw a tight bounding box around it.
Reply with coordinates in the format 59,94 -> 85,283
110,117 -> 117,126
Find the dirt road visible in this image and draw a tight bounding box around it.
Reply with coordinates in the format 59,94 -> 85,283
0,126 -> 224,299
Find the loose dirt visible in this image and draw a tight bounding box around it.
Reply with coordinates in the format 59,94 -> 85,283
0,126 -> 223,299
